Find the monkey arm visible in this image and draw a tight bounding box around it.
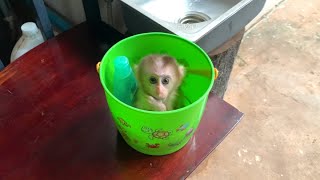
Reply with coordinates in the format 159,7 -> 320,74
133,89 -> 166,111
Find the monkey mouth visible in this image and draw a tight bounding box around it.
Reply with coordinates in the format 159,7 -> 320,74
151,95 -> 165,101
152,96 -> 162,101
143,89 -> 165,101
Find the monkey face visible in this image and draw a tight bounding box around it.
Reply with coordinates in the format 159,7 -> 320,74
135,54 -> 185,101
146,75 -> 173,100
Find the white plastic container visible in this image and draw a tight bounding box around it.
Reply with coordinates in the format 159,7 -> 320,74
10,22 -> 44,62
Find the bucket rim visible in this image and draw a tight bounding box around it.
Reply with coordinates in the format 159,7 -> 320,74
99,32 -> 215,115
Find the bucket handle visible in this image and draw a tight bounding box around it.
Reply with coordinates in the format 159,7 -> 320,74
214,68 -> 219,80
96,62 -> 101,74
96,61 -> 219,80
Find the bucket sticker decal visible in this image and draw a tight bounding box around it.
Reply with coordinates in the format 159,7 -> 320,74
176,122 -> 190,132
168,128 -> 194,147
141,126 -> 153,133
141,127 -> 171,140
146,143 -> 160,148
152,130 -> 171,139
117,125 -> 131,141
168,140 -> 183,147
121,131 -> 130,142
185,128 -> 194,137
118,117 -> 131,128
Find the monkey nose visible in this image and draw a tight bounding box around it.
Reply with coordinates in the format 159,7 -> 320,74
156,87 -> 161,94
156,86 -> 163,95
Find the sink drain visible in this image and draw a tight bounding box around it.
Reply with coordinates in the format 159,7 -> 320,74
178,12 -> 211,24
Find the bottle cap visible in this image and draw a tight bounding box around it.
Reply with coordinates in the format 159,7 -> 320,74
114,56 -> 131,78
115,56 -> 129,67
21,22 -> 39,37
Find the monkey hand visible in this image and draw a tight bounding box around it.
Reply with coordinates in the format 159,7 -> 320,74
147,96 -> 167,111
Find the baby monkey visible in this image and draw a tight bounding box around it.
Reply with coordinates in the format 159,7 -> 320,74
133,54 -> 185,111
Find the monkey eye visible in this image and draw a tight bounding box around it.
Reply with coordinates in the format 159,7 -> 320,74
162,77 -> 170,85
149,77 -> 157,84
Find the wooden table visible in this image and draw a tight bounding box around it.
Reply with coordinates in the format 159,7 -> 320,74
0,23 -> 243,180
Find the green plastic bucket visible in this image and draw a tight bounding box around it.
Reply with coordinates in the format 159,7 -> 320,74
97,32 -> 216,156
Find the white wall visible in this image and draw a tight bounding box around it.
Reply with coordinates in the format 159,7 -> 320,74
44,0 -> 127,33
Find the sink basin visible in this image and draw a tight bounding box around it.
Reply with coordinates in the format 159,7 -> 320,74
120,0 -> 266,52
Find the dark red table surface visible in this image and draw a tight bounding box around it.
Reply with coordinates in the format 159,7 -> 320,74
0,23 -> 243,180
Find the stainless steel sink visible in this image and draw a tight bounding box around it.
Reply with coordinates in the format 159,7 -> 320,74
120,0 -> 266,52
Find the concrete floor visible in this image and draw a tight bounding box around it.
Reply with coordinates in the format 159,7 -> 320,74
189,0 -> 320,179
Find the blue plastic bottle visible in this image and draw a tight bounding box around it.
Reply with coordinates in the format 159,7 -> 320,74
108,56 -> 137,105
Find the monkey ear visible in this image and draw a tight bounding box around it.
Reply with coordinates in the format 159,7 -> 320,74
178,65 -> 186,78
133,64 -> 139,73
133,64 -> 140,79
